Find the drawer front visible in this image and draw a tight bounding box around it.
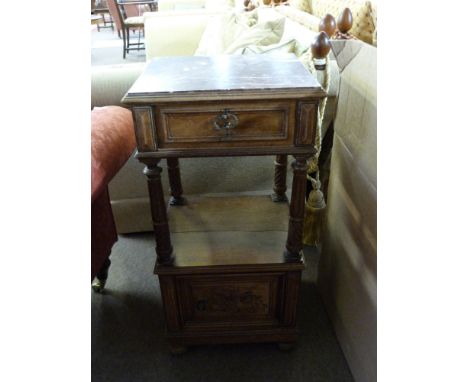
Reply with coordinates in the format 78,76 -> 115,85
176,273 -> 284,329
155,101 -> 295,149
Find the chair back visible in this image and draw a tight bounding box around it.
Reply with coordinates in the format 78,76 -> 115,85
108,0 -> 141,32
107,0 -> 123,31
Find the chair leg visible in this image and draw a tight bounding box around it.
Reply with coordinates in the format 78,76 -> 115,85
92,258 -> 111,293
126,28 -> 130,57
127,28 -> 130,56
122,27 -> 127,59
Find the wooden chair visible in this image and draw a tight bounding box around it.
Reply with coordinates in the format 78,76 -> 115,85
92,0 -> 115,32
109,0 -> 145,58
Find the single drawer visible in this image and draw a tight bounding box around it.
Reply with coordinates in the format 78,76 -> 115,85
176,273 -> 284,330
154,100 -> 296,150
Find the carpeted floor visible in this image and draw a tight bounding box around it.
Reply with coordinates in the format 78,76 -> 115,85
91,233 -> 354,382
91,23 -> 146,66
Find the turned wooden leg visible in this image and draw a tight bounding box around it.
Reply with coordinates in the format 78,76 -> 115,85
144,162 -> 174,265
92,258 -> 111,293
167,158 -> 186,206
284,155 -> 308,262
271,154 -> 288,202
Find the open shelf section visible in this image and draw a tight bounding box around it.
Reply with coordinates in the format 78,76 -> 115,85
156,194 -> 304,274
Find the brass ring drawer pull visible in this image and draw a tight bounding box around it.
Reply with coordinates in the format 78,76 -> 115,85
213,109 -> 239,131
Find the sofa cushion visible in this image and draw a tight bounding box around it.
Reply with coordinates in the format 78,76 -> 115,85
279,14 -> 319,55
196,9 -> 269,56
158,0 -> 206,11
275,5 -> 321,33
146,12 -> 213,58
289,0 -> 312,14
224,16 -> 285,54
195,10 -> 259,55
194,14 -> 225,55
124,16 -> 144,26
242,39 -> 296,55
311,0 -> 375,44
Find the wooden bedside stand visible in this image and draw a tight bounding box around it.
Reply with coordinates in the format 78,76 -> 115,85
122,54 -> 326,353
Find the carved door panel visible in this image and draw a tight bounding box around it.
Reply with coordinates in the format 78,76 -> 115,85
176,273 -> 285,330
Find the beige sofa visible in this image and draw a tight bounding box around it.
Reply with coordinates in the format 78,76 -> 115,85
92,4 -> 343,234
287,0 -> 377,45
319,39 -> 377,382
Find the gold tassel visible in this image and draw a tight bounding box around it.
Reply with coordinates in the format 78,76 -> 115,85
302,52 -> 330,246
303,177 -> 326,246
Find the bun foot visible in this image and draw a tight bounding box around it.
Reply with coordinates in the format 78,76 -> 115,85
278,342 -> 294,351
169,344 -> 188,355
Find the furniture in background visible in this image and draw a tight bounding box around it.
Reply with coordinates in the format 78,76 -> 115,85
111,0 -> 157,58
318,39 -> 376,382
93,0 -> 115,32
285,0 -> 377,45
107,0 -> 151,39
91,106 -> 136,291
122,54 -> 326,353
91,14 -> 103,25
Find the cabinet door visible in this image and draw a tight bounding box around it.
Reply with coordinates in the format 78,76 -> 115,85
175,273 -> 285,331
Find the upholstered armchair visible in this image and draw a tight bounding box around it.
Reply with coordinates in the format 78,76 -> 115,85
91,106 -> 136,291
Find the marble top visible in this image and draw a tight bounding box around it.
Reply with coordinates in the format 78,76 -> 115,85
123,54 -> 324,101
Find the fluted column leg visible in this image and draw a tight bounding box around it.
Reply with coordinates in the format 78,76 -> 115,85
271,154 -> 288,202
284,155 -> 308,262
144,161 -> 174,265
167,158 -> 186,206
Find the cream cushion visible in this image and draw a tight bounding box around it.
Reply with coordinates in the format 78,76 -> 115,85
279,14 -> 319,55
145,13 -> 214,59
289,0 -> 312,14
224,17 -> 286,54
158,0 -> 206,11
275,5 -> 321,33
195,9 -> 286,55
242,39 -> 296,55
195,12 -> 244,56
195,15 -> 226,55
125,16 -> 144,26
